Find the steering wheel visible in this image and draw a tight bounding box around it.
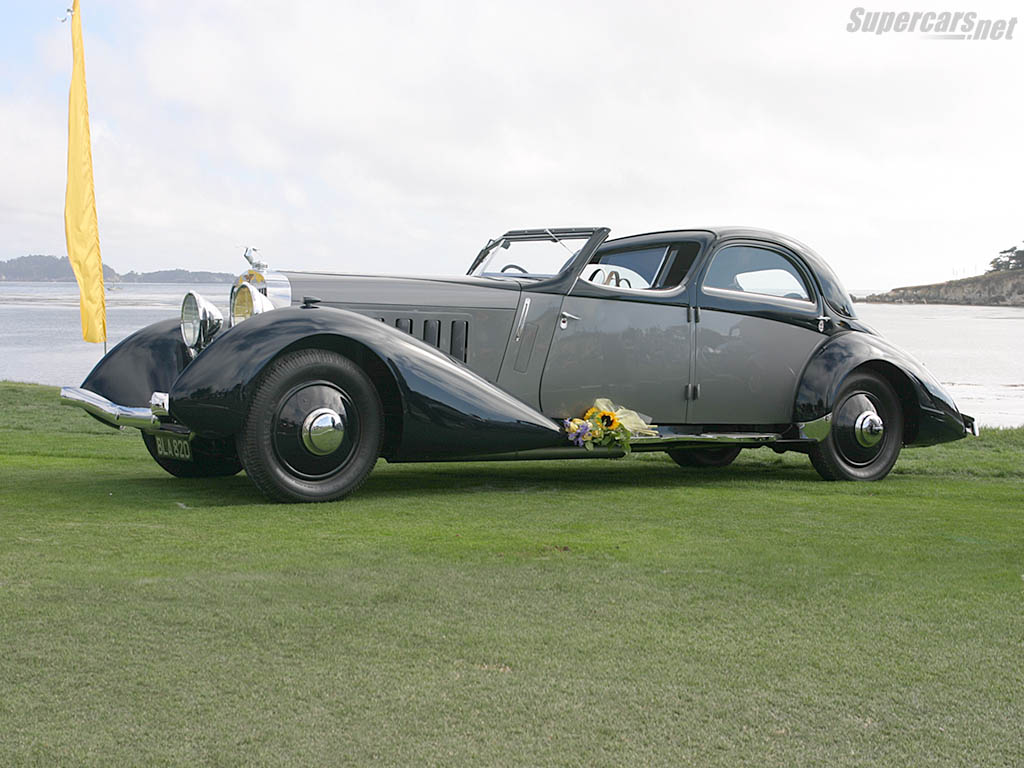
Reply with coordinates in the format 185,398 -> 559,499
500,264 -> 527,273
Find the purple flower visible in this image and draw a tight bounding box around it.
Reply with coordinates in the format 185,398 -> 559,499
571,421 -> 591,446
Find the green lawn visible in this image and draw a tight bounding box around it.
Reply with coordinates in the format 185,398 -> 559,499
1,381 -> 1022,766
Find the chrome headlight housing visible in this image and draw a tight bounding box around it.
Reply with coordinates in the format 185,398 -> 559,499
230,280 -> 276,326
180,291 -> 223,353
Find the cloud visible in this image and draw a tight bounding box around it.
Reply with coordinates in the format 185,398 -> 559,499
0,0 -> 1020,288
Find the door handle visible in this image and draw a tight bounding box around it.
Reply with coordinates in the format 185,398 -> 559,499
559,311 -> 580,330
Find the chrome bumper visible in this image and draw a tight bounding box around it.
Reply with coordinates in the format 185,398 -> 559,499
59,386 -> 179,434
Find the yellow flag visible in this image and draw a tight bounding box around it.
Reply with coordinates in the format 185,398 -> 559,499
64,0 -> 106,344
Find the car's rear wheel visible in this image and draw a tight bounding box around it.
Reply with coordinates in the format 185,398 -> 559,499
666,445 -> 742,468
809,370 -> 903,481
237,349 -> 383,503
142,433 -> 242,478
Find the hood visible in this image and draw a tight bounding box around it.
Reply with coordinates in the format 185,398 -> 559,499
282,271 -> 522,311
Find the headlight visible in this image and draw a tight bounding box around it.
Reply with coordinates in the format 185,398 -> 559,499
180,291 -> 223,353
230,280 -> 276,327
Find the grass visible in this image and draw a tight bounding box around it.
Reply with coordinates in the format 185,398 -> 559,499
1,380 -> 1022,766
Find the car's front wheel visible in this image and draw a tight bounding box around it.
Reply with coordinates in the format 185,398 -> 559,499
237,349 -> 383,503
666,445 -> 742,468
809,370 -> 903,481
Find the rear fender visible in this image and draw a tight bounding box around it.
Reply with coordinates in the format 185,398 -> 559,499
168,306 -> 564,459
795,331 -> 967,446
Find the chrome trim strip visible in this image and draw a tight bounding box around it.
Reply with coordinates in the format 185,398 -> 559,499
702,285 -> 816,309
797,412 -> 832,442
514,297 -> 531,342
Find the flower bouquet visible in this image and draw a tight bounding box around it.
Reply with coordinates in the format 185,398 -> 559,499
563,406 -> 634,453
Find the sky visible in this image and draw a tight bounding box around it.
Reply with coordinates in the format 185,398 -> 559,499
0,0 -> 1020,290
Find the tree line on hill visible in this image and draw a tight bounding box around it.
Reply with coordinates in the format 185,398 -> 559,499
0,254 -> 233,283
988,241 -> 1023,273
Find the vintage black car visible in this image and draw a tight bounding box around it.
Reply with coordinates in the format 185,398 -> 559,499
61,227 -> 976,502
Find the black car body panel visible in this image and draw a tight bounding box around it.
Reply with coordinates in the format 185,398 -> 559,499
82,318 -> 191,407
168,305 -> 565,459
794,330 -> 967,445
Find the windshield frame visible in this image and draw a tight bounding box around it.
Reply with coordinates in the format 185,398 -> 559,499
467,228 -> 609,286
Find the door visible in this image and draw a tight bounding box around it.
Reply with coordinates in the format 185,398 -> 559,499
689,243 -> 827,425
538,241 -> 696,422
495,292 -> 565,410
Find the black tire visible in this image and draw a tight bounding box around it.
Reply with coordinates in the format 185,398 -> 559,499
142,433 -> 243,478
809,370 -> 903,481
237,349 -> 383,503
666,445 -> 742,468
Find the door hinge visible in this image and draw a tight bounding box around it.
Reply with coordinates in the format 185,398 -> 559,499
694,306 -> 701,323
684,383 -> 701,401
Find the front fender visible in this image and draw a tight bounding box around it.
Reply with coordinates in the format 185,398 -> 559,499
795,331 -> 967,446
81,317 -> 190,407
169,306 -> 564,459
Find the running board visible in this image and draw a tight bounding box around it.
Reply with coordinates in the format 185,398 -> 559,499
413,431 -> 786,463
631,432 -> 783,449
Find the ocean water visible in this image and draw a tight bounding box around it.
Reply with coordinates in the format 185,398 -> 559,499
1,282 -> 1021,427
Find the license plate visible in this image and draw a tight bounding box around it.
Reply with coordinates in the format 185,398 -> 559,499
154,433 -> 192,461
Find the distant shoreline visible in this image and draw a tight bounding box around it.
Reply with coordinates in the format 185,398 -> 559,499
0,254 -> 234,284
858,270 -> 1023,307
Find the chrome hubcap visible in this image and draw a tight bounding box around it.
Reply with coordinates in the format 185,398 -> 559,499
302,407 -> 345,456
833,392 -> 888,467
854,410 -> 885,448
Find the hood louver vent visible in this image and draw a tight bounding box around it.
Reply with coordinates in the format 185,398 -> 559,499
387,316 -> 469,363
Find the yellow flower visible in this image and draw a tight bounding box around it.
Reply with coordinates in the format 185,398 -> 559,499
584,407 -> 598,419
596,410 -> 620,429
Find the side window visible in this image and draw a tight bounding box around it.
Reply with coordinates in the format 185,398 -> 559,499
584,246 -> 666,290
582,242 -> 700,290
703,245 -> 812,302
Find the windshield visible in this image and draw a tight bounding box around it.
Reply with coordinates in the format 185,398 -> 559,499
471,239 -> 581,279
